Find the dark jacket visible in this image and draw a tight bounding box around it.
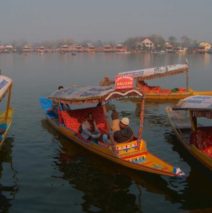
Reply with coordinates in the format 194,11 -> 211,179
113,126 -> 133,143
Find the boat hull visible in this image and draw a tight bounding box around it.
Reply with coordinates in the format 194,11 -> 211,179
166,107 -> 212,170
144,90 -> 212,101
144,92 -> 192,101
0,108 -> 13,147
46,116 -> 179,177
136,89 -> 212,101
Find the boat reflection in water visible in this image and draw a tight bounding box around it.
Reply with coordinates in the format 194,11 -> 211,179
42,118 -> 212,212
165,132 -> 212,210
0,137 -> 18,212
41,119 -> 192,212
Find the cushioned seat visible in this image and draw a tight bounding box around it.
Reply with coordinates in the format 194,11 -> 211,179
60,107 -> 108,133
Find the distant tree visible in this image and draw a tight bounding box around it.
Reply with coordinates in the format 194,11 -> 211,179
168,36 -> 178,46
150,34 -> 165,50
191,40 -> 199,48
55,39 -> 65,48
42,40 -> 57,48
123,37 -> 137,50
11,40 -> 17,47
12,39 -> 28,51
180,36 -> 193,47
81,40 -> 89,46
94,40 -> 103,47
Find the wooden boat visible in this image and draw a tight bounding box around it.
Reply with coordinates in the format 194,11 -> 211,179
101,64 -> 212,101
0,75 -> 13,147
166,95 -> 212,170
40,81 -> 184,177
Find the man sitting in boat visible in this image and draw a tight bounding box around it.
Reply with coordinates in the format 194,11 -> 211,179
80,112 -> 101,142
113,117 -> 134,143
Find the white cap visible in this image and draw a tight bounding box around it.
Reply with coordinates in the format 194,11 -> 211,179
120,117 -> 129,126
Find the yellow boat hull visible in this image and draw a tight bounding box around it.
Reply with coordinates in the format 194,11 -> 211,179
190,145 -> 212,170
47,117 -> 180,177
192,90 -> 212,96
143,89 -> 212,101
0,108 -> 13,147
166,107 -> 212,170
145,91 -> 192,101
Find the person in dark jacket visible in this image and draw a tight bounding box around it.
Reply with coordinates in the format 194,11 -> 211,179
113,117 -> 134,143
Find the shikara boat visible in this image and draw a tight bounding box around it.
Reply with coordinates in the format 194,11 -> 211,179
166,96 -> 212,170
101,64 -> 212,101
0,75 -> 13,147
40,81 -> 184,177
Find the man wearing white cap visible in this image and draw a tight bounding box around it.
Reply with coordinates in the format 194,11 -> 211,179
113,117 -> 134,143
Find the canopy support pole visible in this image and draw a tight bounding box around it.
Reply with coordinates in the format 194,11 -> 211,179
5,85 -> 12,122
186,63 -> 189,92
189,111 -> 197,132
102,102 -> 115,145
137,98 -> 145,147
186,71 -> 189,91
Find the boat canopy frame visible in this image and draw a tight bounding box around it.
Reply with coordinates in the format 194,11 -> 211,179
117,64 -> 189,81
49,85 -> 145,144
173,95 -> 212,111
172,95 -> 212,131
117,63 -> 189,91
49,86 -> 144,104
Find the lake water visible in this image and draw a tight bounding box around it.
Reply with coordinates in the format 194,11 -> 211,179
0,52 -> 211,213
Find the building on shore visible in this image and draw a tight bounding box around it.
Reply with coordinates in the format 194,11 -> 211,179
114,43 -> 128,53
0,44 -> 16,53
165,42 -> 175,53
71,44 -> 84,52
175,47 -> 187,54
22,44 -> 33,53
136,38 -> 155,52
197,41 -> 212,53
59,44 -> 73,53
35,46 -> 49,54
103,44 -> 114,53
84,43 -> 96,53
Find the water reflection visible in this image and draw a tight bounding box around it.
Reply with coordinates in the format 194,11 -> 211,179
58,157 -> 141,212
41,119 -> 188,212
182,169 -> 212,211
0,138 -> 18,213
41,120 -> 140,212
135,102 -> 173,128
0,52 -> 211,212
165,132 -> 212,211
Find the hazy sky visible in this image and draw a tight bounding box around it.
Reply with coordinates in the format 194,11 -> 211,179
0,0 -> 212,43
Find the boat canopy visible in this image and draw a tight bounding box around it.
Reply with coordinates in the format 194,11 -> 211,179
49,85 -> 143,103
0,75 -> 13,101
173,96 -> 212,111
117,64 -> 188,80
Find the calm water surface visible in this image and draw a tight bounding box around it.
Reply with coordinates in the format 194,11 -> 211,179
0,53 -> 211,213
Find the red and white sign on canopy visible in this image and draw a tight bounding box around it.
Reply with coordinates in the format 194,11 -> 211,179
115,75 -> 134,90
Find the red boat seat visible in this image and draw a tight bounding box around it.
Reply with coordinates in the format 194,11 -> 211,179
178,87 -> 186,92
190,127 -> 212,158
160,88 -> 171,94
60,106 -> 108,133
